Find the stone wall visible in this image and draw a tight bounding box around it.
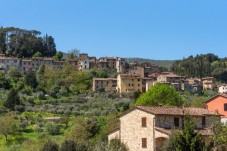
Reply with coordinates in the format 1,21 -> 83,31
120,109 -> 155,151
155,115 -> 183,129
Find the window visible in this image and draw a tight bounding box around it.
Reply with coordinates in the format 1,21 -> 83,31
202,117 -> 206,127
138,79 -> 140,81
174,118 -> 179,127
132,84 -> 134,86
128,84 -> 130,86
142,117 -> 147,127
138,84 -> 140,86
142,138 -> 147,148
224,104 -> 227,111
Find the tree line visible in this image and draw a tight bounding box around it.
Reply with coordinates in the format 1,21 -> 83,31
0,27 -> 56,58
170,53 -> 227,83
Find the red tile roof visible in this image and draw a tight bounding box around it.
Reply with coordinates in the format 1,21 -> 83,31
205,94 -> 227,104
121,106 -> 221,117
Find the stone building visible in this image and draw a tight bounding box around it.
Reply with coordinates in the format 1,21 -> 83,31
128,65 -> 145,78
78,53 -> 90,71
93,78 -> 117,92
0,57 -> 21,73
202,77 -> 215,90
108,106 -> 221,151
117,74 -> 154,94
117,74 -> 143,94
218,84 -> 227,94
21,59 -> 33,72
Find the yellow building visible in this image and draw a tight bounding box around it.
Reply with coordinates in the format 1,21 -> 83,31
117,74 -> 144,94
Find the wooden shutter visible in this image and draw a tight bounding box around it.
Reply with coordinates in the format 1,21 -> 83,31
142,117 -> 147,127
142,138 -> 147,148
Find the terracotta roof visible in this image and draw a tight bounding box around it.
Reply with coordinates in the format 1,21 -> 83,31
22,59 -> 32,62
108,127 -> 120,135
43,117 -> 61,120
32,57 -> 43,60
93,78 -> 117,81
202,77 -> 214,80
155,127 -> 211,136
119,74 -> 141,78
205,94 -> 227,104
0,57 -> 20,60
217,84 -> 227,87
119,106 -> 221,117
43,58 -> 53,61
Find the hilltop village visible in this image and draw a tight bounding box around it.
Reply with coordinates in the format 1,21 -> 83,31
0,52 -> 223,95
1,52 -> 227,150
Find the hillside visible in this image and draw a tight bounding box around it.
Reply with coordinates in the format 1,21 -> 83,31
126,58 -> 176,68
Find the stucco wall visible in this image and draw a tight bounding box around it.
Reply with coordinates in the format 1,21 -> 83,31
120,109 -> 155,151
206,96 -> 227,117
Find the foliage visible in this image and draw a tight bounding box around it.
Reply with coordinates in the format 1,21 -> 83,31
60,140 -> 77,151
45,121 -> 60,135
126,58 -> 175,68
0,114 -> 19,141
136,83 -> 182,106
0,27 -> 56,57
8,67 -> 21,81
33,51 -> 42,57
66,49 -> 80,61
212,68 -> 227,83
41,140 -> 59,151
108,139 -> 128,151
36,64 -> 46,91
210,121 -> 227,150
0,72 -> 11,89
162,116 -> 205,151
66,117 -> 100,144
170,53 -> 227,82
25,69 -> 38,89
55,51 -> 64,61
3,88 -> 21,110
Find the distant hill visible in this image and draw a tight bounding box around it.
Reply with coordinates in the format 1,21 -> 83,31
126,58 -> 176,68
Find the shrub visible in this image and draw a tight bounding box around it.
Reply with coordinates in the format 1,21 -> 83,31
108,139 -> 128,151
37,91 -> 46,100
15,105 -> 25,112
41,140 -> 59,151
38,132 -> 46,139
45,122 -> 60,135
20,120 -> 29,130
60,140 -> 77,151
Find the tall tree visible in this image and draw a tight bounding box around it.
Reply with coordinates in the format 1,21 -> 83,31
3,88 -> 21,110
0,114 -> 18,141
136,83 -> 182,106
25,69 -> 38,89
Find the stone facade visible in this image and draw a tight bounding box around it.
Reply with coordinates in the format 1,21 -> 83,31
109,106 -> 221,151
120,109 -> 155,151
93,78 -> 117,92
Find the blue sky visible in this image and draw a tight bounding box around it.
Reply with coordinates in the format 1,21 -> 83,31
1,0 -> 227,60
